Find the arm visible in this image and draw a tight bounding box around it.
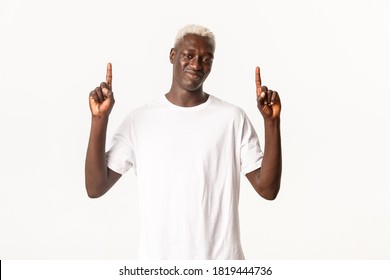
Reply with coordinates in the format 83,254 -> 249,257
85,63 -> 121,198
246,67 -> 282,200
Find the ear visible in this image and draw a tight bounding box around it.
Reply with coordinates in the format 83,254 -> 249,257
169,48 -> 176,64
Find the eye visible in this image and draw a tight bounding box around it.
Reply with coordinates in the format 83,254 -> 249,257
203,57 -> 213,64
181,53 -> 194,61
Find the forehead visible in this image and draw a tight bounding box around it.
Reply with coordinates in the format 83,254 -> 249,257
177,34 -> 215,54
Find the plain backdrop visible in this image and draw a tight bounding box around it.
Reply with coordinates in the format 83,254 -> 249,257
1,0 -> 389,259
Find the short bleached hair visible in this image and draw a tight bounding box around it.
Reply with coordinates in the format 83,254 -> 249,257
174,24 -> 216,50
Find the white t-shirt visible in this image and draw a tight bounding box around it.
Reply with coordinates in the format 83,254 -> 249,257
106,94 -> 263,259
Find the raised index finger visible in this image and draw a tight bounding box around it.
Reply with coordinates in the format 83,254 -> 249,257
106,62 -> 112,90
255,66 -> 262,96
255,66 -> 262,88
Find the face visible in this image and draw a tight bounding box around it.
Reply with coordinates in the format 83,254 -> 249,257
170,34 -> 214,92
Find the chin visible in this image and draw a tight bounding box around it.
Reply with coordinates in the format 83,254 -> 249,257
183,79 -> 205,91
186,86 -> 203,93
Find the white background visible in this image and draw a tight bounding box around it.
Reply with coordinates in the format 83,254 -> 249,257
1,0 -> 389,259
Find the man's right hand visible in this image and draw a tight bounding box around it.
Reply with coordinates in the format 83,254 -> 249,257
85,62 -> 121,198
89,63 -> 115,118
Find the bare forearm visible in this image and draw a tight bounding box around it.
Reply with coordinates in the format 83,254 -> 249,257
85,116 -> 110,198
85,63 -> 120,197
258,119 -> 282,199
250,66 -> 282,200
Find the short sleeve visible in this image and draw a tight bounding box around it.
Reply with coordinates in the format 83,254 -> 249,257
105,113 -> 136,175
240,113 -> 263,175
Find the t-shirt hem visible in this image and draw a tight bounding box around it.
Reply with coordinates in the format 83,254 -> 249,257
241,160 -> 262,175
106,160 -> 127,175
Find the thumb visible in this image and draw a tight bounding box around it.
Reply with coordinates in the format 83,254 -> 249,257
257,86 -> 268,105
102,87 -> 113,99
257,91 -> 266,105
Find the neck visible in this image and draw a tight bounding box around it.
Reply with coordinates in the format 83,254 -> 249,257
165,88 -> 209,107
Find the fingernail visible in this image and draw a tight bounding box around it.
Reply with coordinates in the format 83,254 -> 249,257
261,92 -> 265,98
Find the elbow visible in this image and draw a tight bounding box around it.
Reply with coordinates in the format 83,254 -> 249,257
85,183 -> 105,199
259,191 -> 278,200
86,190 -> 102,199
258,183 -> 280,201
257,172 -> 281,200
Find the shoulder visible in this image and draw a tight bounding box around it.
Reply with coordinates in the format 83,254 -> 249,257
124,95 -> 166,120
134,95 -> 165,112
208,96 -> 257,134
208,95 -> 247,119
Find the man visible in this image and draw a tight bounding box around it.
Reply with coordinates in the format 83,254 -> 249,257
85,24 -> 282,259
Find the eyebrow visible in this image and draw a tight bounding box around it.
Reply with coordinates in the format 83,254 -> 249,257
182,49 -> 214,56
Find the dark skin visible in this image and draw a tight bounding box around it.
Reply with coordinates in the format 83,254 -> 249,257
85,34 -> 282,200
166,34 -> 214,107
246,67 -> 282,200
85,63 -> 121,198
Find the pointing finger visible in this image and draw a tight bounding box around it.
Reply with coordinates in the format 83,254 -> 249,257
255,66 -> 262,96
106,62 -> 112,90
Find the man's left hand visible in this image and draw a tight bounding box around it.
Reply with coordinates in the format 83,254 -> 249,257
255,66 -> 281,120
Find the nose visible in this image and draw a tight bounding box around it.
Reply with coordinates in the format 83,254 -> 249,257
189,56 -> 202,70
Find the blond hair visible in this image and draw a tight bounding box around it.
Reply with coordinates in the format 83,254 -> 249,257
174,24 -> 216,50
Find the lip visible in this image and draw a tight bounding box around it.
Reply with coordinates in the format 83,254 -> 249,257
185,70 -> 204,79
